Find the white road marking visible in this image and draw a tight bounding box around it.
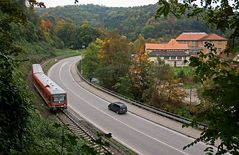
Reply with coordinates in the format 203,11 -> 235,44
58,62 -> 144,155
67,104 -> 145,155
66,60 -> 199,141
56,61 -> 189,155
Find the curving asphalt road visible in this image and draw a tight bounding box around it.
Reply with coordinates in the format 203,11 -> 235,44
48,56 -> 212,155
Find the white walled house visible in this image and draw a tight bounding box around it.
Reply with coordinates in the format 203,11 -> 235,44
148,50 -> 190,67
145,39 -> 190,67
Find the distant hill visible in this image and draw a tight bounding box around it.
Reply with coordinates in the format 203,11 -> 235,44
36,4 -> 219,40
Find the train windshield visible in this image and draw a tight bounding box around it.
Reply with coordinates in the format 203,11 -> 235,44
52,94 -> 65,104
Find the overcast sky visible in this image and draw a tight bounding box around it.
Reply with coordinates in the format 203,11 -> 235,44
41,0 -> 159,8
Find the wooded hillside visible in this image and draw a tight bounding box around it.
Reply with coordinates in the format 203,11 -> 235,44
36,4 -> 219,40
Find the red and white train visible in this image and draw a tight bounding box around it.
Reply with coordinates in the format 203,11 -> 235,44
32,64 -> 67,111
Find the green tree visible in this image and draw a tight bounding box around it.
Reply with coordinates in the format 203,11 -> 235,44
177,70 -> 185,82
156,0 -> 239,49
184,44 -> 239,154
71,23 -> 101,49
81,38 -> 103,79
157,1 -> 239,154
142,25 -> 156,38
0,1 -> 35,154
143,59 -> 187,109
0,1 -> 101,154
54,18 -> 76,48
113,75 -> 135,98
35,4 -> 211,40
97,33 -> 132,90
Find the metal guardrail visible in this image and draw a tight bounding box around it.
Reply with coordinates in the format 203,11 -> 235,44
76,63 -> 206,130
42,58 -> 134,155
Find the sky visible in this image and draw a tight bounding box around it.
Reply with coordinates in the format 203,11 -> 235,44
41,0 -> 159,8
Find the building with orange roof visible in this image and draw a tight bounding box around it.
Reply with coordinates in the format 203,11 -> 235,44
176,32 -> 227,54
145,39 -> 190,67
145,39 -> 189,51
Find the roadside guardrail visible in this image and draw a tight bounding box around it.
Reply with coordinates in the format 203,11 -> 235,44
76,63 -> 206,130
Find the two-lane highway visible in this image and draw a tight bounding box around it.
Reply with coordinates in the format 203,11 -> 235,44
48,56 -> 209,155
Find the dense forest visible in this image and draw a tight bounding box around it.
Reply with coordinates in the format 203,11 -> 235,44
0,1 -> 99,154
1,0 -> 239,154
35,4 -> 219,40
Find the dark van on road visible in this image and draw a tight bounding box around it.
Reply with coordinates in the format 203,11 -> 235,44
108,102 -> 127,114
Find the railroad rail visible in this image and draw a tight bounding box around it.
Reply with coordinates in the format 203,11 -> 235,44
56,108 -> 131,155
42,57 -> 134,155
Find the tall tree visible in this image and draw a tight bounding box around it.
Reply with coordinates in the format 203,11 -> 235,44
156,0 -> 239,50
0,0 -> 36,154
54,18 -> 76,48
71,23 -> 101,49
187,45 -> 239,154
1,1 -> 98,154
35,4 -> 212,40
81,38 -> 103,79
130,37 -> 153,101
97,33 -> 132,90
157,0 -> 239,154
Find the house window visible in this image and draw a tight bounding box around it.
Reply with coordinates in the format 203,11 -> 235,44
191,41 -> 197,45
164,56 -> 169,60
177,57 -> 182,60
171,56 -> 176,60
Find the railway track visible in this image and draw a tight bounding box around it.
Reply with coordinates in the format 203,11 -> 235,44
56,108 -> 130,155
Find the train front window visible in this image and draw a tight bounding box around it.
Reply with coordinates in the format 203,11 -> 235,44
52,94 -> 65,104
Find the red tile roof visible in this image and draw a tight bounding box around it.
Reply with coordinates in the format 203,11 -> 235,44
202,33 -> 227,41
145,39 -> 189,50
176,32 -> 208,41
176,32 -> 227,41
